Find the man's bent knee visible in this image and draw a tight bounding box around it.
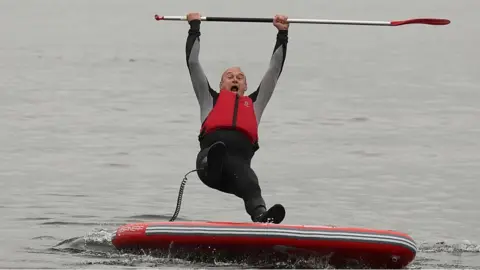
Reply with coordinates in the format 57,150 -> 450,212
195,142 -> 226,190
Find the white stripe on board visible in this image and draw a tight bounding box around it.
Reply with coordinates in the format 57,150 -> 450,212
146,226 -> 412,240
145,229 -> 416,253
146,225 -> 412,238
145,226 -> 416,247
145,227 -> 417,252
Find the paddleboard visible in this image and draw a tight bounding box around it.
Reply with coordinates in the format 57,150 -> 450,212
112,221 -> 416,268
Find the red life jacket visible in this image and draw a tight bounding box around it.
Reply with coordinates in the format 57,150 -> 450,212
200,89 -> 258,144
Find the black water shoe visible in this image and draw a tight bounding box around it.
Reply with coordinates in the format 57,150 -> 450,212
253,204 -> 286,224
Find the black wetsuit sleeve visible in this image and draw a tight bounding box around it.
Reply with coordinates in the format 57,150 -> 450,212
186,20 -> 217,123
249,30 -> 288,124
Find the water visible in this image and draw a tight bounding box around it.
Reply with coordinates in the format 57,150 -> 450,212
1,0 -> 479,268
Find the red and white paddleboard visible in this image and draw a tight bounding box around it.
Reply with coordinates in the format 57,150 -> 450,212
112,221 -> 417,269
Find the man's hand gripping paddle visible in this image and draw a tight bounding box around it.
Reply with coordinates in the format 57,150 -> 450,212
154,15 -> 450,27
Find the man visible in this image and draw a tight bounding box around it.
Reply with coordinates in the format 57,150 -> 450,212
185,12 -> 289,224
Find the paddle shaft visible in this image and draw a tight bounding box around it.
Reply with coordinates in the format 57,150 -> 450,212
154,15 -> 450,26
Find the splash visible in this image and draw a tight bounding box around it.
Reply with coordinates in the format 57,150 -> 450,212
419,240 -> 480,254
52,227 -> 117,255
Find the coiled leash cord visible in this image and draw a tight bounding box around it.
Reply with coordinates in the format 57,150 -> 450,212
169,169 -> 201,222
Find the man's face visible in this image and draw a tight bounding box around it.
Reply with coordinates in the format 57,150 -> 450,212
219,67 -> 247,96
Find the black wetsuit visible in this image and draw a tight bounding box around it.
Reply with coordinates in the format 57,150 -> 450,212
185,19 -> 288,222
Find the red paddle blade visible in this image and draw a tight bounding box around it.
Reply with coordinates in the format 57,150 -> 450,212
390,18 -> 451,26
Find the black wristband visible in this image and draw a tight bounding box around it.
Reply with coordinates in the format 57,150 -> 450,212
189,20 -> 201,30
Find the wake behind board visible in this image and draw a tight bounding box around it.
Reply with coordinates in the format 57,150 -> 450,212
112,221 -> 417,269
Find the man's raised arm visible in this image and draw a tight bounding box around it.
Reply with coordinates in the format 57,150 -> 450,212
249,15 -> 289,124
185,13 -> 216,123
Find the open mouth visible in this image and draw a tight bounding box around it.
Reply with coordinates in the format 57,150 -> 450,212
230,86 -> 238,92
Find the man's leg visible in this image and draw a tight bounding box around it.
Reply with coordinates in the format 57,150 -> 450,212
195,142 -> 285,224
224,156 -> 285,224
195,141 -> 226,190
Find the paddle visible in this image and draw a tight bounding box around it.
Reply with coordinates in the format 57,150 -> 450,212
154,15 -> 450,27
